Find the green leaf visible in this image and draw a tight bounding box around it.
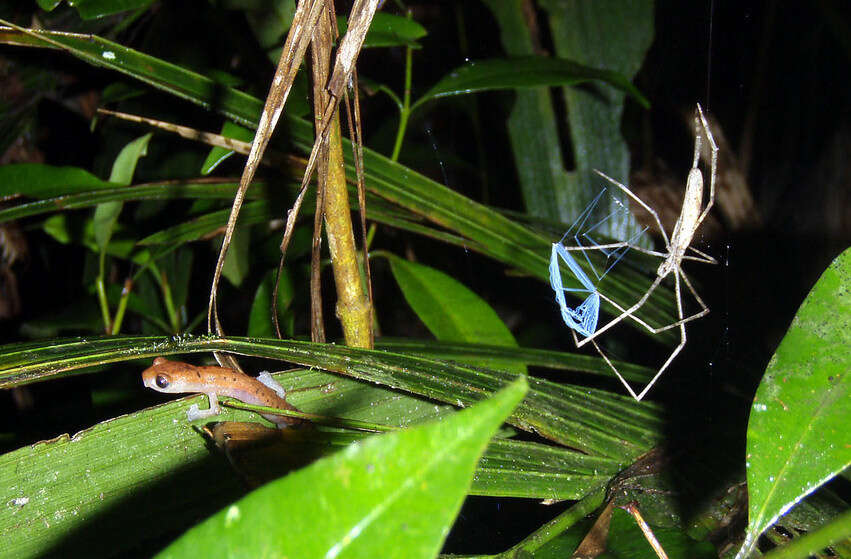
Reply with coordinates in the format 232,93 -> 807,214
0,181 -> 272,224
248,269 -> 295,337
156,378 -> 527,559
539,0 -> 653,237
160,247 -> 194,311
337,12 -> 427,49
94,133 -> 151,250
42,214 -> 73,244
737,247 -> 851,559
101,81 -> 146,104
386,255 -> 524,374
412,56 -> 649,113
220,225 -> 250,287
108,132 -> 151,186
200,120 -> 254,175
242,0 -> 296,50
93,202 -> 125,250
61,0 -> 154,20
482,1 -> 571,222
0,163 -> 118,198
35,0 -> 62,11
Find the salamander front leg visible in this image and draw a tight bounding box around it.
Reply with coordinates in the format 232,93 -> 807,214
187,392 -> 222,421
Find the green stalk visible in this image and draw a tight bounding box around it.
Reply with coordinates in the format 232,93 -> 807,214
495,485 -> 606,557
110,278 -> 133,335
389,11 -> 414,162
96,250 -> 112,333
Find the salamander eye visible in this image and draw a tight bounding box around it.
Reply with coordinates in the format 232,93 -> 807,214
155,374 -> 170,389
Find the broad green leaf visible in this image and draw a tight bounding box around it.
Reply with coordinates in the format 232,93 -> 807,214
200,120 -> 254,175
0,163 -> 118,197
412,56 -> 649,112
94,133 -> 151,250
106,281 -> 170,332
337,12 -> 427,48
155,378 -> 527,559
248,273 -> 275,337
737,247 -> 851,559
386,255 -> 524,374
92,203 -> 123,252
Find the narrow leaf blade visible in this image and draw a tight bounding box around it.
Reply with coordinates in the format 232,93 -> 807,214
94,133 -> 151,249
413,56 -> 649,112
0,163 -> 118,197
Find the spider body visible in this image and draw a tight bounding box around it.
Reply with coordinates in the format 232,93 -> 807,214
562,103 -> 718,401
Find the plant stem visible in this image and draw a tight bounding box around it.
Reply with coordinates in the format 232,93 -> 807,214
110,278 -> 133,335
96,250 -> 112,333
153,264 -> 180,333
495,485 -> 606,557
324,112 -> 373,348
389,11 -> 414,162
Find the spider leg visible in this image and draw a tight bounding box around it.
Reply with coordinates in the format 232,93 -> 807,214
582,266 -> 711,341
682,249 -> 717,264
677,267 -> 710,318
564,242 -> 632,252
633,274 -> 688,401
575,274 -> 664,347
642,266 -> 711,333
693,104 -> 718,230
594,169 -> 671,251
590,335 -> 646,401
596,291 -> 660,333
614,245 -> 668,259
